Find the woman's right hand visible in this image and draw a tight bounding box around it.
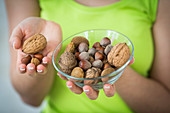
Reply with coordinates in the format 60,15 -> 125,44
9,17 -> 62,76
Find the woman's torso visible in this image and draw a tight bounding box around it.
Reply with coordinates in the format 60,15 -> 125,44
39,0 -> 158,112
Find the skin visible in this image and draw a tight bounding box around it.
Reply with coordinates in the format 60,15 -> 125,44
5,0 -> 170,112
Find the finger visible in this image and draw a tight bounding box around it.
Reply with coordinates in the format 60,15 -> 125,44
37,64 -> 47,75
83,85 -> 99,100
128,56 -> 135,65
9,26 -> 23,49
103,84 -> 116,97
42,56 -> 50,65
18,64 -> 26,73
57,72 -> 68,81
26,63 -> 36,76
66,81 -> 83,94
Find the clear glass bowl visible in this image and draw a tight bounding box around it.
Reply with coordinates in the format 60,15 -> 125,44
52,29 -> 134,90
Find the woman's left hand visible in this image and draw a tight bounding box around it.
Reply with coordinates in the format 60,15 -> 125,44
58,57 -> 134,100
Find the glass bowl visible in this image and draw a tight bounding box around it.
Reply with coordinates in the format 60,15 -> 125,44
52,29 -> 134,90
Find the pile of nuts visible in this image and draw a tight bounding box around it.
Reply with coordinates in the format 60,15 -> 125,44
59,36 -> 130,84
21,34 -> 47,66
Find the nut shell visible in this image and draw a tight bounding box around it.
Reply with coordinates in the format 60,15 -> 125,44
61,68 -> 72,75
31,58 -> 40,66
100,37 -> 111,47
71,67 -> 84,82
78,42 -> 89,52
107,43 -> 130,68
71,36 -> 89,47
79,60 -> 91,70
104,44 -> 113,55
59,52 -> 77,69
78,52 -> 90,61
33,54 -> 43,61
22,34 -> 47,54
101,67 -> 115,82
21,55 -> 31,65
65,42 -> 75,53
84,67 -> 101,84
92,60 -> 103,69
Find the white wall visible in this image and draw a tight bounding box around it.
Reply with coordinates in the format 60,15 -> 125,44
0,1 -> 43,113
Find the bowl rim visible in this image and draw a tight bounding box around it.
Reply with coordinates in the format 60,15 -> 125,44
52,29 -> 134,80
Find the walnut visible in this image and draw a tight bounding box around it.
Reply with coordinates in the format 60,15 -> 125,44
59,52 -> 77,70
22,34 -> 47,54
107,43 -> 130,68
101,67 -> 115,82
84,67 -> 101,84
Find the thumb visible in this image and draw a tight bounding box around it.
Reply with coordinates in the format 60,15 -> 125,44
9,26 -> 23,50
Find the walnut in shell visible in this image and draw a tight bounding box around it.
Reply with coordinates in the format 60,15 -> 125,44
107,43 -> 130,68
84,67 -> 101,84
22,34 -> 47,54
59,52 -> 77,69
71,36 -> 89,47
101,67 -> 115,82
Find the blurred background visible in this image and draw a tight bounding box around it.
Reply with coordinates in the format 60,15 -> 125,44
0,0 -> 43,113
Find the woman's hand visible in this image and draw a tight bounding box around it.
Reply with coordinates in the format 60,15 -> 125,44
58,55 -> 135,100
9,17 -> 62,76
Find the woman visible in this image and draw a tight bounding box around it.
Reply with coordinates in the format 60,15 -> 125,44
5,0 -> 170,113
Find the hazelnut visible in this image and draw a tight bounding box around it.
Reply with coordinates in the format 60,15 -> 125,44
92,60 -> 103,69
88,48 -> 96,56
89,56 -> 95,64
65,42 -> 75,53
75,52 -> 80,59
96,47 -> 104,53
79,60 -> 91,70
84,67 -> 101,84
71,67 -> 84,82
33,54 -> 43,62
31,58 -> 40,66
101,67 -> 115,82
103,63 -> 111,69
104,44 -> 113,55
21,55 -> 31,65
95,52 -> 104,60
93,42 -> 101,48
100,37 -> 111,47
102,56 -> 107,64
78,42 -> 89,52
78,52 -> 90,61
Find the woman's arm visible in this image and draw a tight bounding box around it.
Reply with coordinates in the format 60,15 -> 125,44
116,0 -> 170,113
5,0 -> 57,107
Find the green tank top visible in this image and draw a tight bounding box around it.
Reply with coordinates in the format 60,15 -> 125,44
39,0 -> 158,113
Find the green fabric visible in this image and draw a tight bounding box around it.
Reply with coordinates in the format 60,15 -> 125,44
39,0 -> 158,113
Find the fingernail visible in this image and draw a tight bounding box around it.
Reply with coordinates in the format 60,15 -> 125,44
13,42 -> 16,49
20,68 -> 25,71
67,85 -> 72,88
104,86 -> 110,89
83,89 -> 89,92
43,61 -> 48,64
28,67 -> 34,70
37,70 -> 43,73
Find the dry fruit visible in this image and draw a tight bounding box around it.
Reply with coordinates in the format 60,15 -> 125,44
101,67 -> 115,82
71,36 -> 89,47
22,34 -> 47,54
71,67 -> 84,82
107,43 -> 130,68
31,58 -> 40,66
65,42 -> 75,53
